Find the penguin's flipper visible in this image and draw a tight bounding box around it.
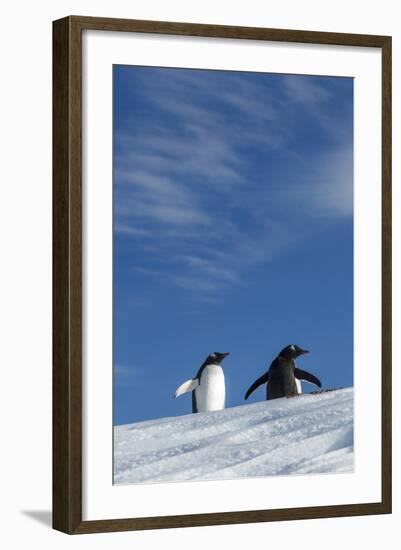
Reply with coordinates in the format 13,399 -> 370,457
244,372 -> 269,400
174,378 -> 199,399
294,368 -> 321,388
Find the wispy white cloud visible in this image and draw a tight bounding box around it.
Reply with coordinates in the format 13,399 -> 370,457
114,68 -> 353,298
114,223 -> 149,237
115,170 -> 211,227
276,148 -> 353,219
180,255 -> 240,284
282,75 -> 332,105
304,149 -> 353,218
173,275 -> 226,294
114,364 -> 143,388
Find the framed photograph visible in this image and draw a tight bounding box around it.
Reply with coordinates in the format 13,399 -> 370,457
53,16 -> 392,534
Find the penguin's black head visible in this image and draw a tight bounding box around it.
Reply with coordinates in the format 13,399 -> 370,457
278,344 -> 309,360
205,352 -> 230,366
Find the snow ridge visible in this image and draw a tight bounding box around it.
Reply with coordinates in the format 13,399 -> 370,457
114,387 -> 353,485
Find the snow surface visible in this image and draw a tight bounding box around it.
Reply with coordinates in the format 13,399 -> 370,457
114,387 -> 353,485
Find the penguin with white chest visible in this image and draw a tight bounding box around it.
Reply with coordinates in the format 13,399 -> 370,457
174,352 -> 230,413
244,344 -> 321,401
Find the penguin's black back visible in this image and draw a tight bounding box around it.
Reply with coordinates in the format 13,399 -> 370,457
267,356 -> 298,399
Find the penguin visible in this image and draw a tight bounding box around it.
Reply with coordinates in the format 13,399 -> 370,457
244,344 -> 321,401
174,352 -> 230,413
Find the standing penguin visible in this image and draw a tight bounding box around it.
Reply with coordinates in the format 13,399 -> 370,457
244,345 -> 321,401
174,352 -> 230,413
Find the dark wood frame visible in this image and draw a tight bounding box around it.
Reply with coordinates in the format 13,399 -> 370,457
53,15 -> 392,534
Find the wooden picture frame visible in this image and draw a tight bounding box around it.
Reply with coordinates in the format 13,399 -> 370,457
53,15 -> 392,534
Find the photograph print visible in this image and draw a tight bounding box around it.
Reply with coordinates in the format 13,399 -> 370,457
113,64 -> 354,485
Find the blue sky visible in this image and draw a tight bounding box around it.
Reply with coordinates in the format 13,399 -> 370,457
113,65 -> 353,426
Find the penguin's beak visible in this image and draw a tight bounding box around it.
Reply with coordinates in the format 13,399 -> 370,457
221,352 -> 230,358
299,349 -> 309,355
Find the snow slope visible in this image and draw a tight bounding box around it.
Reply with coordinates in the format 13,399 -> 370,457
114,387 -> 353,485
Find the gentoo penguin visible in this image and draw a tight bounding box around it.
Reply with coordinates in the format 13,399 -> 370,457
174,352 -> 230,413
244,345 -> 321,401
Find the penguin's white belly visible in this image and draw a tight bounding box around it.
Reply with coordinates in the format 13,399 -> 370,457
195,364 -> 225,412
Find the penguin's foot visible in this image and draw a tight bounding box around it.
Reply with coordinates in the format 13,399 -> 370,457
286,392 -> 301,399
309,388 -> 342,395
